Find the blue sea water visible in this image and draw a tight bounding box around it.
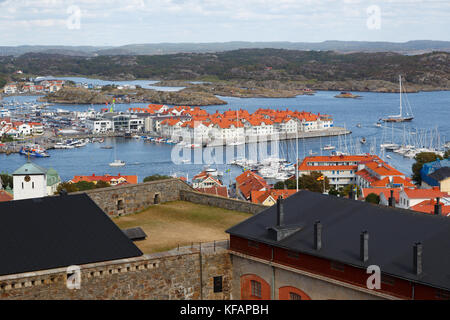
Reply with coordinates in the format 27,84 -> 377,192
1,78 -> 449,183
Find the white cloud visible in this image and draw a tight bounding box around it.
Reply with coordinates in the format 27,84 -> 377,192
0,0 -> 448,45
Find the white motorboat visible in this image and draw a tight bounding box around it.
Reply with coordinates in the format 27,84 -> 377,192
322,145 -> 336,151
109,159 -> 126,167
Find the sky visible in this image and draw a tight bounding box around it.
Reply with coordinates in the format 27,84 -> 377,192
0,0 -> 449,46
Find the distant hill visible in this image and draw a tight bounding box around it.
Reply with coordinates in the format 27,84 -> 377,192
1,41 -> 450,57
1,49 -> 448,91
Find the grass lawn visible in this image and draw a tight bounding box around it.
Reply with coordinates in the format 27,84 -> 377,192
113,201 -> 252,254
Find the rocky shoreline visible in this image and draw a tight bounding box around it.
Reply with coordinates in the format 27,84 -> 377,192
153,79 -> 449,95
39,86 -> 227,106
32,78 -> 450,106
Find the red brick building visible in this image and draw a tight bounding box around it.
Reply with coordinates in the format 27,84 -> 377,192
226,191 -> 450,300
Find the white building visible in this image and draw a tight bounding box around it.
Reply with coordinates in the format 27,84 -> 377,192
397,188 -> 449,210
13,162 -> 60,200
13,162 -> 48,200
86,118 -> 113,133
18,123 -> 32,136
3,84 -> 18,94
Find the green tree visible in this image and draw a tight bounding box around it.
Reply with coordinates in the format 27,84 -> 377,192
274,179 -> 296,190
0,173 -> 13,189
1,134 -> 14,142
412,152 -> 443,185
365,193 -> 380,204
339,184 -> 361,198
95,180 -> 111,189
74,181 -> 96,191
298,171 -> 330,193
56,181 -> 79,194
328,186 -> 340,196
275,172 -> 329,192
143,174 -> 171,182
444,149 -> 450,159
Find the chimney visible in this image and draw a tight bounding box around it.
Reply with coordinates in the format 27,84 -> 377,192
388,190 -> 395,207
434,197 -> 442,216
277,196 -> 284,227
413,242 -> 423,276
314,221 -> 322,250
360,231 -> 369,262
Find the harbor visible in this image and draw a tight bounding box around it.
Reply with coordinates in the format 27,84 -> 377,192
1,80 -> 449,183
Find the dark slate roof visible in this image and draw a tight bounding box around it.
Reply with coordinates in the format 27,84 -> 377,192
122,227 -> 147,241
429,167 -> 450,182
226,190 -> 450,291
0,194 -> 142,276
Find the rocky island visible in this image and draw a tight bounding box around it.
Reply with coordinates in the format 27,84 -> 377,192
334,92 -> 362,98
39,86 -> 227,106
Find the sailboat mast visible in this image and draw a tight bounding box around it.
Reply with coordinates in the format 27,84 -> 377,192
399,75 -> 402,117
296,129 -> 299,192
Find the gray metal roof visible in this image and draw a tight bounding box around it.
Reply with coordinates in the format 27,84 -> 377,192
429,167 -> 450,182
122,227 -> 147,241
12,162 -> 47,176
226,190 -> 450,291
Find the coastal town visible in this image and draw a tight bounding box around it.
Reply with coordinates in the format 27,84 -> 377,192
1,0 -> 450,305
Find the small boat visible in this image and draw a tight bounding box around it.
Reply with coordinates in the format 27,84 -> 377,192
356,123 -> 362,128
20,145 -> 50,158
309,150 -> 318,156
101,145 -> 113,149
322,145 -> 335,151
386,155 -> 392,159
360,137 -> 367,144
109,159 -> 126,167
375,122 -> 382,128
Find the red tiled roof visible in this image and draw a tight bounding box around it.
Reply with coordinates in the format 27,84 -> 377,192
370,176 -> 415,188
236,171 -> 269,199
411,199 -> 450,216
403,188 -> 449,199
251,189 -> 297,204
71,174 -> 138,184
193,171 -> 222,186
0,190 -> 13,202
364,161 -> 404,177
195,186 -> 229,198
361,188 -> 401,202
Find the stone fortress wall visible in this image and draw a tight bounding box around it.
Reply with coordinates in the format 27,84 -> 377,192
0,243 -> 231,300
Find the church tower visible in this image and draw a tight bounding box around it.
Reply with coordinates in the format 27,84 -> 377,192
13,161 -> 48,200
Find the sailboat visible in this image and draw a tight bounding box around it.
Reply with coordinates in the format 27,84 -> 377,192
109,138 -> 126,167
382,75 -> 414,122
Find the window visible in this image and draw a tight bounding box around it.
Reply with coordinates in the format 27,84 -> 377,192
213,276 -> 223,293
381,275 -> 396,286
32,182 -> 34,189
287,251 -> 299,259
117,199 -> 124,210
331,261 -> 345,272
436,290 -> 450,300
248,240 -> 259,249
251,280 -> 262,298
289,292 -> 302,300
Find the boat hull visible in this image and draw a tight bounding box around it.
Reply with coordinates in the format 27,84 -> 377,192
382,117 -> 414,123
